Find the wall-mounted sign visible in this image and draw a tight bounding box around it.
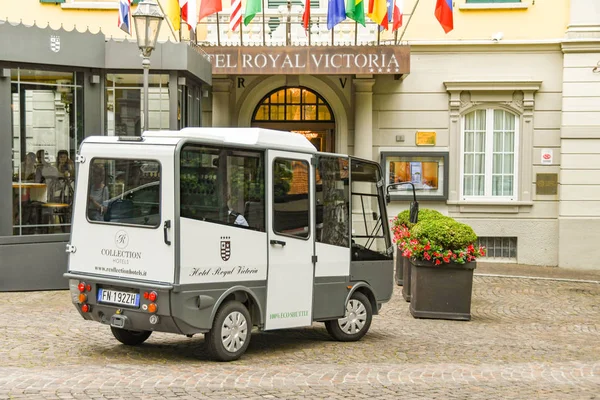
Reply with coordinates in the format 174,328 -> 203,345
200,46 -> 410,75
536,173 -> 558,195
416,131 -> 436,146
541,148 -> 553,164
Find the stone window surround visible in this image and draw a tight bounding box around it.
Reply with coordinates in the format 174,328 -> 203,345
444,80 -> 541,214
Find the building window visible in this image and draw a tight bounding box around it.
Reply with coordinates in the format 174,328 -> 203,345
106,73 -> 170,136
477,237 -> 517,260
461,108 -> 518,200
11,68 -> 83,236
252,87 -> 335,152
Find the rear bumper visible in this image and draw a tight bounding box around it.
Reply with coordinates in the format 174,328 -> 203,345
66,272 -> 183,334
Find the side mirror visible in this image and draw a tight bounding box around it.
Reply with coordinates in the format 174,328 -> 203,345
386,181 -> 419,223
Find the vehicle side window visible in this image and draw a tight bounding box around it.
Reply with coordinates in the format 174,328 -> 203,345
351,159 -> 392,261
316,156 -> 349,247
273,158 -> 310,239
180,145 -> 265,231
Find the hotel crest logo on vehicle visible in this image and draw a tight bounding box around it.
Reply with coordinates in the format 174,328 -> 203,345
50,35 -> 61,53
220,236 -> 231,261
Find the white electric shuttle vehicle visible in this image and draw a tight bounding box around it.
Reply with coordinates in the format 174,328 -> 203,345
65,128 -> 394,361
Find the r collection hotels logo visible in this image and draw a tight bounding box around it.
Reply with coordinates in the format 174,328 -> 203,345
115,230 -> 129,249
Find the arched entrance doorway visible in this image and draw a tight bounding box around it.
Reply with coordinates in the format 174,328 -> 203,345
251,86 -> 335,152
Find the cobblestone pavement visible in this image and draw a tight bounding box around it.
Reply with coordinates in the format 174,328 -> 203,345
1,263 -> 599,399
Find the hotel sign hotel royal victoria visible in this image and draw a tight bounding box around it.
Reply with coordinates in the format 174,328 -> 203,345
201,46 -> 410,75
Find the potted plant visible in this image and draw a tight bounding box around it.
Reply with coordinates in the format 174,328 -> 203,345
392,208 -> 445,302
399,217 -> 485,320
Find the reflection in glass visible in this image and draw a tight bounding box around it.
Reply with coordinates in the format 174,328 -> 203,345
11,68 -> 82,236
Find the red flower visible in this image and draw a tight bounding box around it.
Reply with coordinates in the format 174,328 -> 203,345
443,256 -> 450,263
424,243 -> 431,251
435,259 -> 441,265
424,251 -> 431,260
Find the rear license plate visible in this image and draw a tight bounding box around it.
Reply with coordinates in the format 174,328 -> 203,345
97,288 -> 140,307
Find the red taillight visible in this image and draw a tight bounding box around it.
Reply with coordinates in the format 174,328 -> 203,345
86,284 -> 92,292
78,282 -> 86,292
81,304 -> 90,313
143,291 -> 149,299
148,291 -> 157,302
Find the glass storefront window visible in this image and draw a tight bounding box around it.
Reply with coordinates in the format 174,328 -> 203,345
106,73 -> 170,136
11,68 -> 83,236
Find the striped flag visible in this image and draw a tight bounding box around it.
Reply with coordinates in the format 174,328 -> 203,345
180,0 -> 197,31
230,0 -> 242,32
118,0 -> 132,35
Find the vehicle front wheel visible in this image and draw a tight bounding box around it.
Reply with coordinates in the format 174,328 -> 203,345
325,291 -> 373,342
110,327 -> 152,345
205,300 -> 251,362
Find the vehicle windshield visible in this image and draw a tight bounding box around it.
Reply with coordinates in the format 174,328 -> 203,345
87,158 -> 161,227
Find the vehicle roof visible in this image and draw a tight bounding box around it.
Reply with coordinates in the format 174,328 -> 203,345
144,127 -> 318,153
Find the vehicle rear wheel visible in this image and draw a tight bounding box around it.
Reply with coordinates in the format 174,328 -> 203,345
205,300 -> 251,362
325,291 -> 372,342
110,326 -> 152,345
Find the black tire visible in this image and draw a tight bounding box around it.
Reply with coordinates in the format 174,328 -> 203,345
325,291 -> 373,342
205,300 -> 251,362
110,326 -> 152,346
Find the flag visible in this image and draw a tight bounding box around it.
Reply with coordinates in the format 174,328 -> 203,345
198,0 -> 222,21
346,0 -> 365,26
244,0 -> 262,26
302,0 -> 310,31
392,0 -> 402,31
327,0 -> 346,30
367,0 -> 387,28
117,0 -> 132,35
161,0 -> 181,31
180,0 -> 197,31
435,0 -> 453,33
230,0 -> 242,31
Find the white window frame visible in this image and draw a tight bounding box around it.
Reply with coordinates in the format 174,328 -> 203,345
459,108 -> 520,202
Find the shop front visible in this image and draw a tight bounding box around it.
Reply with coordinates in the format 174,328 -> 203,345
0,22 -> 212,291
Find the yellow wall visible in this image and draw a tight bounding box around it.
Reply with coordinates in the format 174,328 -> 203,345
401,0 -> 569,41
2,0 -> 569,42
2,0 -> 180,41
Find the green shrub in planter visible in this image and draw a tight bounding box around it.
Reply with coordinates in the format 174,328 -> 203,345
410,218 -> 478,254
394,208 -> 445,229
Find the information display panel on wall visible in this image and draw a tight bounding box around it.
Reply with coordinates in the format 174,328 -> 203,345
381,152 -> 449,201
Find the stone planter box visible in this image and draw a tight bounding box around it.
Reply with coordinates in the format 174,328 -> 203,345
394,247 -> 403,286
401,256 -> 411,302
409,258 -> 476,321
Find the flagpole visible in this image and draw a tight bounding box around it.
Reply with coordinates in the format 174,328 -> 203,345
216,12 -> 221,46
261,0 -> 266,45
397,0 -> 420,44
354,20 -> 358,46
179,6 -> 182,42
156,0 -> 178,40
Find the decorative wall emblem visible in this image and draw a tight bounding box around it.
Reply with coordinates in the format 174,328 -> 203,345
50,35 -> 61,53
220,236 -> 231,261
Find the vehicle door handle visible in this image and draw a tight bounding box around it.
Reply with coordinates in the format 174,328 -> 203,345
164,220 -> 172,246
270,239 -> 286,247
